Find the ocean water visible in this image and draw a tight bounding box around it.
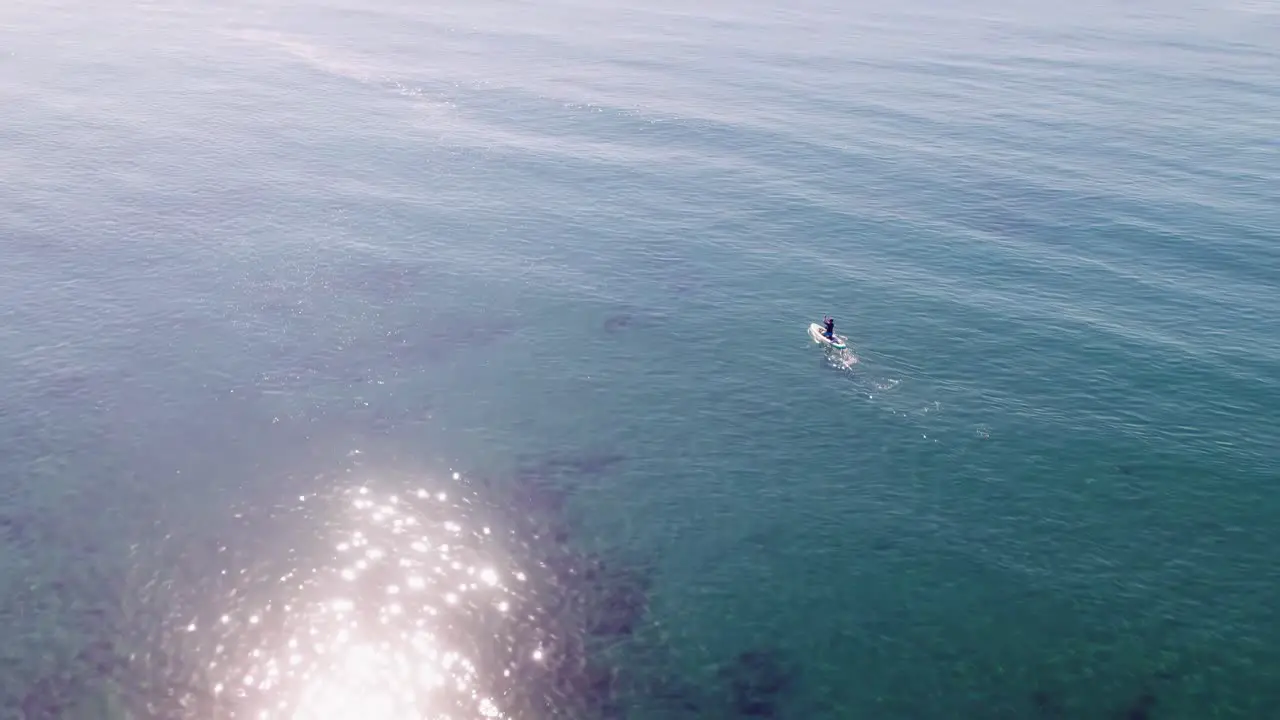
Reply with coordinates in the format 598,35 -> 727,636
1,0 -> 1278,717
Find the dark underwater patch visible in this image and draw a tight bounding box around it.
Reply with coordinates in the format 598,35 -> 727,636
0,511 -> 36,547
603,313 -> 635,334
602,309 -> 666,335
1032,688 -> 1062,717
510,463 -> 574,516
717,648 -> 798,718
519,451 -> 627,479
580,556 -> 653,640
381,313 -> 520,365
1121,690 -> 1157,720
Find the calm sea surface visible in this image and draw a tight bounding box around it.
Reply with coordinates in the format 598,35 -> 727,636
1,0 -> 1278,717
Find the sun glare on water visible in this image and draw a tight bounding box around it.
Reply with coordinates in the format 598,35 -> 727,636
183,477 -> 540,720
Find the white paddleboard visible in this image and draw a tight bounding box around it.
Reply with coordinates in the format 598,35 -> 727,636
808,322 -> 847,350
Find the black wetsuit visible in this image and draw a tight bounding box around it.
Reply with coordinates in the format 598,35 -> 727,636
824,319 -> 835,339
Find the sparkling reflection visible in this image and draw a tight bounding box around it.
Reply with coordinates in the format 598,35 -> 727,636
145,473 -> 583,720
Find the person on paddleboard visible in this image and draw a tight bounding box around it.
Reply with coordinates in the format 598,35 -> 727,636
823,315 -> 836,340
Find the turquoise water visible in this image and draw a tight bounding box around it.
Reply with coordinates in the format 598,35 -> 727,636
2,0 -> 1278,717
